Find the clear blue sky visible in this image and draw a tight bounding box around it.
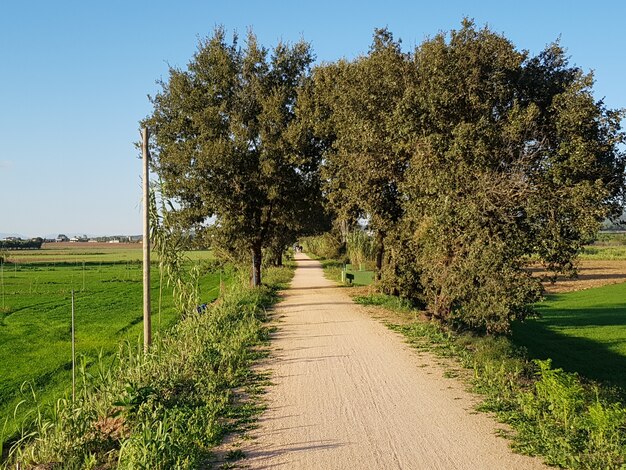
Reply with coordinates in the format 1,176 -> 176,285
1,0 -> 624,238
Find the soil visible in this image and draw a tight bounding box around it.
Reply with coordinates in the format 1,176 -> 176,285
540,259 -> 626,294
236,254 -> 548,469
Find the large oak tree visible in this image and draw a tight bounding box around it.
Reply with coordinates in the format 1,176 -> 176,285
143,29 -> 324,285
396,21 -> 625,332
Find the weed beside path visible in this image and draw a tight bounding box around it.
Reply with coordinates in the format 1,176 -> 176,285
353,292 -> 626,469
1,266 -> 293,469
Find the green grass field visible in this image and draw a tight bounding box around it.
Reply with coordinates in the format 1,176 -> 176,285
343,263 -> 375,285
513,282 -> 626,392
0,246 -> 224,446
318,260 -> 375,286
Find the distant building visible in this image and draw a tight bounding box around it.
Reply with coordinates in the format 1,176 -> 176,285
56,234 -> 69,242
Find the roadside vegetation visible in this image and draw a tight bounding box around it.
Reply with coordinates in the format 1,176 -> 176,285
382,312 -> 626,469
1,258 -> 292,469
0,247 -> 228,453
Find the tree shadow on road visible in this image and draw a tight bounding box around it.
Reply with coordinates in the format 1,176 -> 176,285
512,300 -> 626,394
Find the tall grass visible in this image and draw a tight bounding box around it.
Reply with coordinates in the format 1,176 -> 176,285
1,266 -> 293,469
345,229 -> 375,270
300,233 -> 343,260
302,229 -> 376,270
579,246 -> 626,260
581,232 -> 626,260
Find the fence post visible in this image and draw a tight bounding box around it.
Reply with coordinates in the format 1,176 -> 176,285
71,289 -> 75,402
142,127 -> 152,352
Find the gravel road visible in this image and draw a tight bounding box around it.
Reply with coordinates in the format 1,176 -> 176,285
240,253 -> 547,469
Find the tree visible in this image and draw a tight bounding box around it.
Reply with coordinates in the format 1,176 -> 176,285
143,28 -> 324,285
395,20 -> 625,332
313,29 -> 412,278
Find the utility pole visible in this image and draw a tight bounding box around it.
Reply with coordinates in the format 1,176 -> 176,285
142,127 -> 152,351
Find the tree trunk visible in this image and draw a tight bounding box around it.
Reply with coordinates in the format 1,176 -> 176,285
251,244 -> 262,287
275,251 -> 283,267
340,218 -> 349,256
375,231 -> 385,281
340,218 -> 348,244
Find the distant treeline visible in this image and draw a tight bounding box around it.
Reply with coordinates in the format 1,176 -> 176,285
0,238 -> 44,250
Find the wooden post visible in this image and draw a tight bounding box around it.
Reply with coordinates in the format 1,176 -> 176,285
142,127 -> 152,351
1,258 -> 4,309
71,289 -> 75,402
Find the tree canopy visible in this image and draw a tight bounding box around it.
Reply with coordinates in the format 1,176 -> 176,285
142,21 -> 625,332
313,29 -> 412,275
314,21 -> 625,333
143,28 -> 326,285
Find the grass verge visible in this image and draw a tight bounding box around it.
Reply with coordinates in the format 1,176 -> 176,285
352,291 -> 626,469
1,265 -> 293,469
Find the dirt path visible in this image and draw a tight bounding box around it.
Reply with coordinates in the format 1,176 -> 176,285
239,254 -> 547,469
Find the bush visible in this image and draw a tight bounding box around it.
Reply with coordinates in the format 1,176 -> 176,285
513,360 -> 626,468
379,228 -> 425,305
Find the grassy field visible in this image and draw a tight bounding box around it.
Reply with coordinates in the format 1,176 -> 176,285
513,282 -> 626,392
318,260 -> 375,286
0,245 -> 225,447
580,231 -> 626,260
513,232 -> 626,392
